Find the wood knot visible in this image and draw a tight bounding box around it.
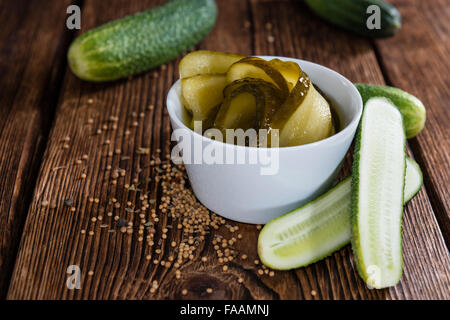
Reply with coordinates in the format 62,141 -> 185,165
179,273 -> 228,299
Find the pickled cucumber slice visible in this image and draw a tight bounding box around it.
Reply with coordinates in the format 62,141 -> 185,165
215,83 -> 266,131
268,59 -> 301,91
258,157 -> 422,271
221,78 -> 284,130
226,57 -> 289,98
352,97 -> 406,289
181,74 -> 227,129
275,83 -> 332,147
179,50 -> 245,78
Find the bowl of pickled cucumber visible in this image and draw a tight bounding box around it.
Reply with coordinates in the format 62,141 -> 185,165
166,50 -> 362,224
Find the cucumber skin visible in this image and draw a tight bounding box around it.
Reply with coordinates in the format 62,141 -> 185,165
355,84 -> 426,138
305,0 -> 401,38
351,97 -> 406,288
68,0 -> 217,82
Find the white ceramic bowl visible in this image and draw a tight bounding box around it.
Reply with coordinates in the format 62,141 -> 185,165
166,56 -> 362,224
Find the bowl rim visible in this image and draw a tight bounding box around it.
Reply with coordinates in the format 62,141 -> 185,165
166,56 -> 363,151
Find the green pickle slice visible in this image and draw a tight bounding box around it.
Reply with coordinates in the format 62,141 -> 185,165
227,57 -> 290,99
180,51 -> 334,147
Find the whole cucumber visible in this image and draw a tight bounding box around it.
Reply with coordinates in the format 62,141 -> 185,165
305,0 -> 401,38
355,83 -> 426,138
68,0 -> 217,82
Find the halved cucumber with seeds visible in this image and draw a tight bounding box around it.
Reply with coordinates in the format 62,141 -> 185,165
258,157 -> 422,271
351,97 -> 406,289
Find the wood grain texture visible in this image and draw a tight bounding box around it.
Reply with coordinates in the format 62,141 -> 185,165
6,0 -> 450,300
0,0 -> 73,298
374,0 -> 450,246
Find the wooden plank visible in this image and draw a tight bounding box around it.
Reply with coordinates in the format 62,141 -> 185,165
373,0 -> 450,245
0,0 -> 73,298
7,0 -> 450,300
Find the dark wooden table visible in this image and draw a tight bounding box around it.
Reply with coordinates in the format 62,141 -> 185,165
0,0 -> 448,300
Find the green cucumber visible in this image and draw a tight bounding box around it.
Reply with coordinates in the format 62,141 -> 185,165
355,83 -> 426,138
68,0 -> 217,82
305,0 -> 401,38
352,97 -> 406,289
258,157 -> 422,271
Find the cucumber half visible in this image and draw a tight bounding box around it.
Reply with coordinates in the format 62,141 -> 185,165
404,157 -> 423,201
352,97 -> 406,289
258,157 -> 422,271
